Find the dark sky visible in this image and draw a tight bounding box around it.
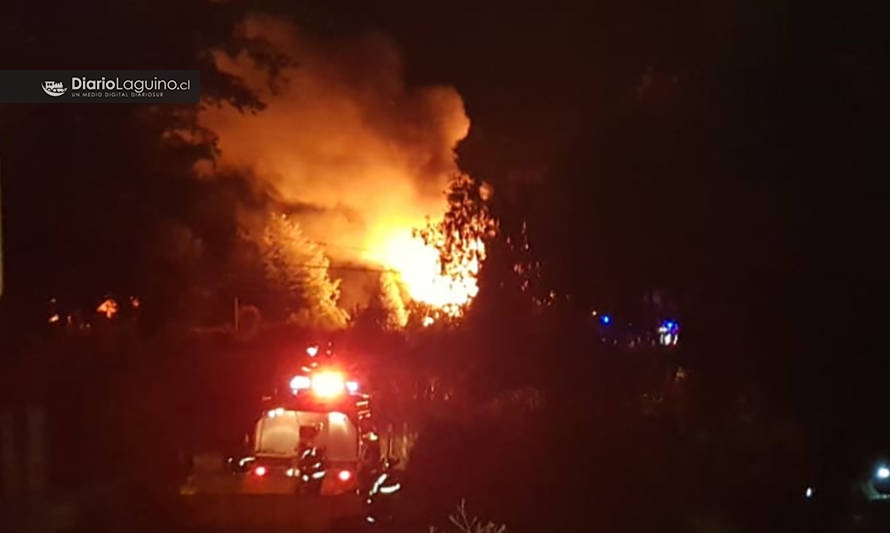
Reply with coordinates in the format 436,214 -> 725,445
1,0 -> 886,316
365,1 -> 887,297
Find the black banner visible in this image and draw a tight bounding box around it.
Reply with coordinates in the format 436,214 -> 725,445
0,70 -> 200,103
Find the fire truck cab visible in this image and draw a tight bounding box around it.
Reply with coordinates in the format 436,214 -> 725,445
181,366 -> 401,528
235,369 -> 381,496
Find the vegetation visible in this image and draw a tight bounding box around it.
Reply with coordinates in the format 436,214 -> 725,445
256,212 -> 349,329
428,500 -> 508,533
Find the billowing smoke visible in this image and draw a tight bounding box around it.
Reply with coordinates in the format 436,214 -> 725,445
192,14 -> 472,322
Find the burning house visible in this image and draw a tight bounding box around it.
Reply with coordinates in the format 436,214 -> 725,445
173,15 -> 494,329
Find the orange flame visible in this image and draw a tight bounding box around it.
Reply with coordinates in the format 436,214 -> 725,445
368,229 -> 482,316
97,298 -> 119,319
182,16 -> 494,327
361,176 -> 493,321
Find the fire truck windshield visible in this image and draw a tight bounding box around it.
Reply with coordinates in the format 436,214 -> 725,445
254,409 -> 359,461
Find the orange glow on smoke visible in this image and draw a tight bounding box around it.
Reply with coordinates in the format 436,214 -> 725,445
181,15 -> 495,326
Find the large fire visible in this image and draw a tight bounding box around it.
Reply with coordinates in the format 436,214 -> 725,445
368,227 -> 481,316
363,174 -> 493,322
180,15 -> 493,327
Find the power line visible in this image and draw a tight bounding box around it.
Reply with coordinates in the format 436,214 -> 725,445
272,262 -> 399,274
311,240 -> 377,252
327,263 -> 399,274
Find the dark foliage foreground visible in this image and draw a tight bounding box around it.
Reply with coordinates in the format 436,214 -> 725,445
1,301 -> 886,533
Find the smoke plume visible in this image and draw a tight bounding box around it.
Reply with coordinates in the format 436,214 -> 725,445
196,14 -> 470,270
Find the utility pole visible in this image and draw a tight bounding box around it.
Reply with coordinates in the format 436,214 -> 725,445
234,296 -> 239,331
1,156 -> 4,301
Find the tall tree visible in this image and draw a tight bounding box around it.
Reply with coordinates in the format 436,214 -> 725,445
258,213 -> 348,330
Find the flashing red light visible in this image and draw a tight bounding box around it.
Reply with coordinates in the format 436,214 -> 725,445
254,466 -> 267,477
311,371 -> 346,398
337,469 -> 352,481
291,371 -> 358,398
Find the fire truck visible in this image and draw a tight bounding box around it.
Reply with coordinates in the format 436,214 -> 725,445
180,358 -> 402,529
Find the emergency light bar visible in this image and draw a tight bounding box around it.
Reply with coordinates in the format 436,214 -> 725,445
311,371 -> 346,397
289,370 -> 359,397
